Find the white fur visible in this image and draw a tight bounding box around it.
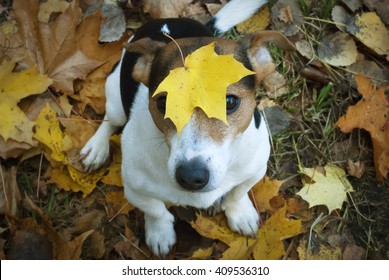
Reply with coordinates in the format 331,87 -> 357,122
212,0 -> 268,33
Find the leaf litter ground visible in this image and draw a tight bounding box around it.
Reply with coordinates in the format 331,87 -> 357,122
1,0 -> 389,260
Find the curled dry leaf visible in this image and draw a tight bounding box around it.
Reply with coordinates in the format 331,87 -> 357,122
317,32 -> 357,66
38,0 -> 70,23
142,0 -> 193,18
0,166 -> 21,217
263,71 -> 288,99
271,0 -> 303,36
347,160 -> 366,178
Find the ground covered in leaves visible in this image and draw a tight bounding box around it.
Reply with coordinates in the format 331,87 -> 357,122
0,0 -> 388,260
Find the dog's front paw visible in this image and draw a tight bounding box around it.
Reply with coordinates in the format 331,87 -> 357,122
80,134 -> 110,171
145,211 -> 176,258
224,199 -> 259,239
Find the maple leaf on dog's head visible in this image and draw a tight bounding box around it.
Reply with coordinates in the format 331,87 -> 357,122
153,42 -> 255,135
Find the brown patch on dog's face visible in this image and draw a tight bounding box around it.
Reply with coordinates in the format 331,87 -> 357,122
148,37 -> 257,143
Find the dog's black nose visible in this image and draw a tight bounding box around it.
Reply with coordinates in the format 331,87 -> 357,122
175,157 -> 209,191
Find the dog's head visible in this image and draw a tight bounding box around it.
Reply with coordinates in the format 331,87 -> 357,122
125,31 -> 294,192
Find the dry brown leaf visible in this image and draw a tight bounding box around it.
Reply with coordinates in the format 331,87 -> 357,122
105,189 -> 134,218
263,72 -> 289,99
337,75 -> 389,180
295,40 -> 315,60
142,0 -> 193,18
0,137 -> 33,160
342,244 -> 366,260
38,0 -> 70,23
0,165 -> 21,217
317,32 -> 357,66
347,160 -> 365,178
271,0 -> 303,36
13,0 -> 102,93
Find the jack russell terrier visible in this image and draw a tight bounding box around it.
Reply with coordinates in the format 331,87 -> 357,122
80,0 -> 295,257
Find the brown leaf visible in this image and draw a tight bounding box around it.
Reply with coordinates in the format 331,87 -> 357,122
347,159 -> 365,178
337,75 -> 389,180
0,137 -> 33,160
13,0 -> 102,93
271,0 -> 303,36
23,194 -> 94,259
317,32 -> 357,66
142,0 -> 193,18
0,165 -> 21,217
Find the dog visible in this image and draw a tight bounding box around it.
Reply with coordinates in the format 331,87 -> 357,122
80,0 -> 295,257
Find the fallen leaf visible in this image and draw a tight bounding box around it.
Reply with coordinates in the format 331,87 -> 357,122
297,238 -> 342,260
105,190 -> 134,218
13,0 -> 102,93
342,244 -> 366,260
271,0 -> 303,36
38,0 -> 70,23
154,42 -> 254,135
142,0 -> 192,18
252,205 -> 303,259
347,12 -> 389,56
0,137 -> 33,160
190,213 -> 255,260
236,6 -> 270,34
99,2 -> 126,42
251,176 -> 284,213
347,60 -> 389,88
0,165 -> 21,217
0,60 -> 52,145
317,32 -> 357,66
347,160 -> 365,178
295,40 -> 315,60
340,0 -> 362,11
34,103 -> 67,163
331,5 -> 352,32
189,247 -> 214,260
337,75 -> 389,180
297,164 -> 354,213
263,71 -> 289,99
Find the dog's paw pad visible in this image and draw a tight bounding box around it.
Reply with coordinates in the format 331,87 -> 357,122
80,135 -> 110,171
145,212 -> 176,258
225,203 -> 259,238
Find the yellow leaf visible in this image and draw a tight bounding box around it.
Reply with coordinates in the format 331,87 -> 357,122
154,42 -> 255,135
101,135 -> 123,187
251,176 -> 284,213
190,213 -> 255,260
0,61 -> 52,144
347,12 -> 389,56
252,205 -> 303,260
236,6 -> 270,34
297,164 -> 354,213
34,103 -> 67,162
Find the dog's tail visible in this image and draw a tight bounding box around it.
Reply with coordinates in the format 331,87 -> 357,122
207,0 -> 268,35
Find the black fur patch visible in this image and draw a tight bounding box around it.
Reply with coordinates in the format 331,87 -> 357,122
254,107 -> 261,129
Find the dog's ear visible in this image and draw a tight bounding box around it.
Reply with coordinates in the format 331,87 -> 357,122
245,31 -> 295,82
123,38 -> 166,86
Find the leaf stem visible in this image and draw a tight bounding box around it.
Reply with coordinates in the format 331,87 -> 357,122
162,32 -> 185,67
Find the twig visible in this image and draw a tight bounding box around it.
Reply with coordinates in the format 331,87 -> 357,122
36,151 -> 44,198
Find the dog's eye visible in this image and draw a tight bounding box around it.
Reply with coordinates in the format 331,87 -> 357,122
226,95 -> 240,114
156,96 -> 167,114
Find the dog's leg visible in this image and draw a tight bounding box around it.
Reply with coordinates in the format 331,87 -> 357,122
124,187 -> 176,257
222,175 -> 264,238
80,64 -> 126,171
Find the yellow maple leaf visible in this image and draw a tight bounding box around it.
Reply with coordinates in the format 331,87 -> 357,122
252,205 -> 303,260
34,103 -> 67,162
297,164 -> 354,213
154,42 -> 255,135
0,60 -> 52,144
190,213 -> 255,260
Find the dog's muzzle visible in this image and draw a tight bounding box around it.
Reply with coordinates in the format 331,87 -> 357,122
175,156 -> 210,191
